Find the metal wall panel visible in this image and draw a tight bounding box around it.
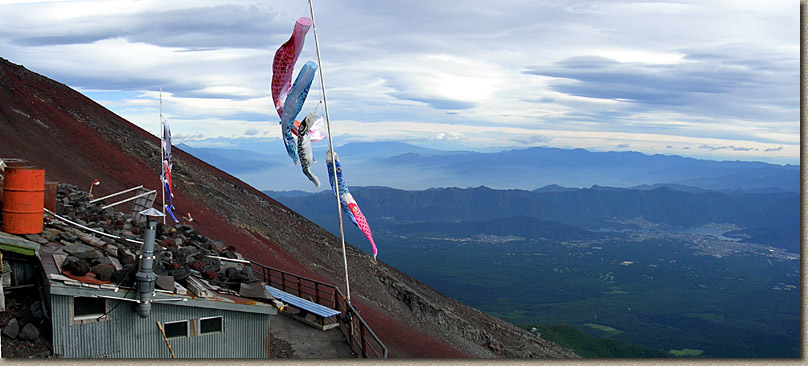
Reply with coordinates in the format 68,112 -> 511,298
51,294 -> 270,358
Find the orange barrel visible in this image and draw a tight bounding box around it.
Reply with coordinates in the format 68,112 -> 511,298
2,166 -> 45,234
0,159 -> 28,207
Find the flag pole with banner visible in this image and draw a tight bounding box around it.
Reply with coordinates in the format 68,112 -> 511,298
159,89 -> 166,225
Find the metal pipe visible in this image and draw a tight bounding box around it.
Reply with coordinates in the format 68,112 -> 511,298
205,255 -> 251,264
100,189 -> 156,210
43,207 -> 147,247
88,185 -> 144,203
135,220 -> 157,318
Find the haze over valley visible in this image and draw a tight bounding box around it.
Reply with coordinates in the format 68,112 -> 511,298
189,141 -> 800,358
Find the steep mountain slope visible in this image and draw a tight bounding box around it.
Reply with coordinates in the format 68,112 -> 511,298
0,58 -> 576,358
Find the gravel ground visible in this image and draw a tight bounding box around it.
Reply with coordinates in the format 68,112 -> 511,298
270,336 -> 298,358
0,291 -> 53,358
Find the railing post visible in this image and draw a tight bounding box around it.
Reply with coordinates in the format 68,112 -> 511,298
348,318 -> 353,351
360,322 -> 367,358
281,272 -> 287,292
297,278 -> 302,297
248,260 -> 387,358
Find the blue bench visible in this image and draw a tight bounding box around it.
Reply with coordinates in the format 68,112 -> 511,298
265,285 -> 340,330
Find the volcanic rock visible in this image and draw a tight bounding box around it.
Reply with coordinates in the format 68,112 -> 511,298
201,270 -> 219,280
30,301 -> 43,320
112,264 -> 137,285
239,282 -> 274,300
92,264 -> 114,282
169,267 -> 190,281
23,234 -> 48,244
3,318 -> 19,339
156,275 -> 174,291
102,244 -> 118,257
188,260 -> 205,272
58,231 -> 77,242
19,323 -> 40,341
62,258 -> 90,276
63,243 -> 100,259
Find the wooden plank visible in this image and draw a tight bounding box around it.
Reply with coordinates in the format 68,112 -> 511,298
53,254 -> 67,273
184,276 -> 210,298
156,321 -> 177,358
173,282 -> 187,295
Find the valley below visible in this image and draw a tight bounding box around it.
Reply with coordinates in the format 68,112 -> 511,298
274,186 -> 801,358
378,229 -> 799,358
182,139 -> 802,358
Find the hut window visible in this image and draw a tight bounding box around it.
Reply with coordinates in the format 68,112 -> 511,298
72,297 -> 108,323
199,316 -> 223,335
164,320 -> 189,338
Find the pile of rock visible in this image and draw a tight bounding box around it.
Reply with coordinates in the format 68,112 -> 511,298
3,316 -> 39,342
0,294 -> 52,358
39,183 -> 263,296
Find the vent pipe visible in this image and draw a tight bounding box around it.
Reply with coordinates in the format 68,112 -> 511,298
135,208 -> 163,318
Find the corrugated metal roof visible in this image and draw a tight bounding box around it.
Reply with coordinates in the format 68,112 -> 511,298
40,240 -> 276,315
0,230 -> 40,256
49,282 -> 276,315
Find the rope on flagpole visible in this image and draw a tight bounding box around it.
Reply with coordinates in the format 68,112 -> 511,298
308,0 -> 352,306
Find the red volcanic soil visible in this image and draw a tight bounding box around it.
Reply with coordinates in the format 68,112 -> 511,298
0,59 -> 306,277
0,58 -> 468,358
357,304 -> 468,358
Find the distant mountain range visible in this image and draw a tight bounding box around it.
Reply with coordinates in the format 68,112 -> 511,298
183,141 -> 799,193
177,144 -> 282,174
268,185 -> 799,252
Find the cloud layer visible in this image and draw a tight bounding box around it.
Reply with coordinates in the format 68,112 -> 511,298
0,0 -> 798,164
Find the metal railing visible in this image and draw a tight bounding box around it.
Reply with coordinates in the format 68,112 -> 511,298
250,261 -> 388,358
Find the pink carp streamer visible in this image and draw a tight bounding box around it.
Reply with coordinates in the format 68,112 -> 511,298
271,17 -> 312,117
344,192 -> 377,259
326,151 -> 378,259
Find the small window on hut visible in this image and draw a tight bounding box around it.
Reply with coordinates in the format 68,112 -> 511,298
164,320 -> 189,338
72,297 -> 108,323
199,316 -> 223,335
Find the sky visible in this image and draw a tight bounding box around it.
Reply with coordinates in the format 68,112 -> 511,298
0,0 -> 800,165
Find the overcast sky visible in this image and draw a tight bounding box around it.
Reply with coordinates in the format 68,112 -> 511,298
0,0 -> 799,164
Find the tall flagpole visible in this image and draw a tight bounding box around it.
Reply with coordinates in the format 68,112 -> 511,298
159,88 -> 166,225
308,0 -> 352,306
